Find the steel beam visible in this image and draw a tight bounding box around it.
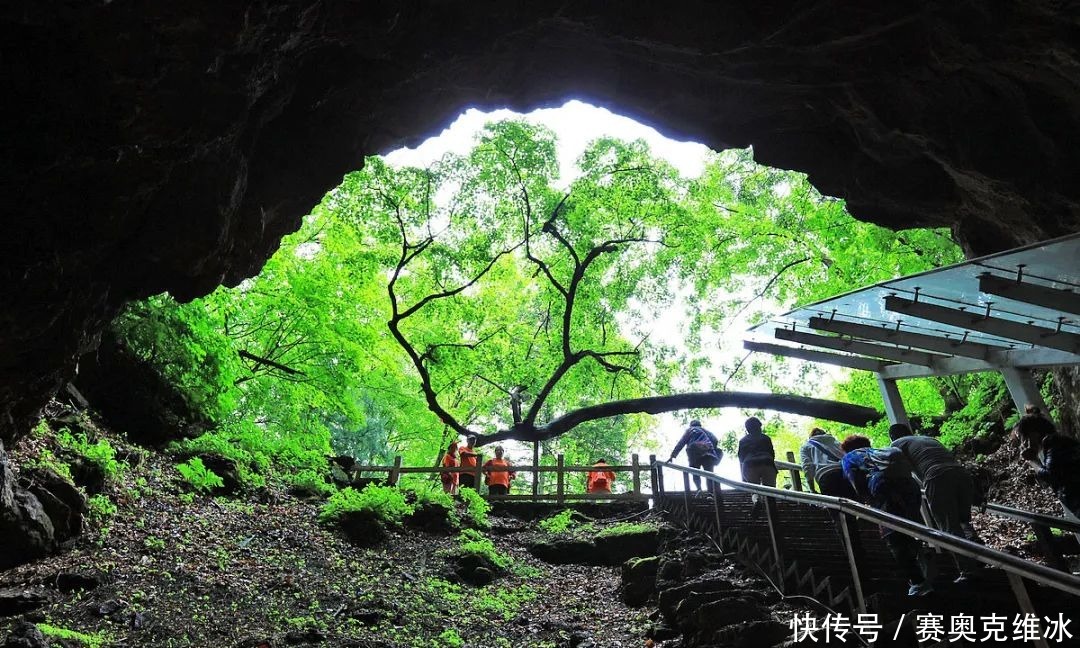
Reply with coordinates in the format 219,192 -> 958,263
1000,366 -> 1050,416
808,316 -> 1002,360
742,340 -> 893,372
884,295 -> 1080,354
878,347 -> 1080,379
980,274 -> 1080,318
876,374 -> 909,426
774,328 -> 944,366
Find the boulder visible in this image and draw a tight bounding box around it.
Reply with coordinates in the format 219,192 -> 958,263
0,589 -> 50,618
46,571 -> 104,594
450,551 -> 503,586
621,556 -> 660,607
65,455 -> 106,495
658,578 -> 737,624
594,528 -> 661,563
527,539 -> 600,565
196,454 -> 242,494
0,443 -> 56,569
71,330 -> 212,447
337,509 -> 387,547
24,467 -> 86,542
404,502 -> 456,534
1,622 -> 48,648
711,620 -> 790,648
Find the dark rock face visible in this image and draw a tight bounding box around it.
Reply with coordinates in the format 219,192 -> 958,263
0,621 -> 49,648
72,331 -> 211,447
0,442 -> 56,569
23,467 -> 87,542
336,509 -> 387,547
620,555 -> 660,606
2,2 -> 1079,445
529,526 -> 662,565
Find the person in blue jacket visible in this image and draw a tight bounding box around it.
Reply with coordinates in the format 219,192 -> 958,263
841,434 -> 934,597
669,419 -> 722,492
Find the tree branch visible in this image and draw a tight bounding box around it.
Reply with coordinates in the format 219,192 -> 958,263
474,391 -> 883,445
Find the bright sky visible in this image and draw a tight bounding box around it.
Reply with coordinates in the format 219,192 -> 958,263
382,100 -> 833,484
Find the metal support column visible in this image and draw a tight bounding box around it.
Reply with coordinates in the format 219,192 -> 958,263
1000,367 -> 1050,417
838,514 -> 867,615
1007,573 -> 1050,648
763,497 -> 786,590
876,373 -> 910,426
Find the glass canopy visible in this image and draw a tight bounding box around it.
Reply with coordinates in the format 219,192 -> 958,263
745,233 -> 1080,379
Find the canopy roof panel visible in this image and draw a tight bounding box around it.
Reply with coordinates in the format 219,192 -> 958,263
745,233 -> 1080,378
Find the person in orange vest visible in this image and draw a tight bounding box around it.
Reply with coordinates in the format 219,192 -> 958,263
482,445 -> 516,495
458,435 -> 480,490
441,441 -> 459,495
586,459 -> 617,494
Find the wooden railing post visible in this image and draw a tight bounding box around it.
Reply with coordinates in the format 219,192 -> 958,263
786,451 -> 802,491
556,454 -> 565,504
388,455 -> 402,486
631,454 -> 641,496
532,441 -> 540,499
648,454 -> 658,499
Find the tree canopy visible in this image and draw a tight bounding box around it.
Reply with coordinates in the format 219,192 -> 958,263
113,117 -> 964,483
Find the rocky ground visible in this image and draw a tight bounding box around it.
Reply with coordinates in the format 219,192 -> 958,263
0,418 -> 825,648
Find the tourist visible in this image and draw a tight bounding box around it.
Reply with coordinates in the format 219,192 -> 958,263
668,419 -> 722,492
441,441 -> 460,495
889,422 -> 984,580
840,434 -> 934,596
483,445 -> 516,496
738,417 -> 777,487
587,459 -> 616,494
799,427 -> 855,498
458,435 -> 480,490
1016,408 -> 1080,540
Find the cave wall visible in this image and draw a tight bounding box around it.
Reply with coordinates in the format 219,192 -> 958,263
2,0 -> 1079,442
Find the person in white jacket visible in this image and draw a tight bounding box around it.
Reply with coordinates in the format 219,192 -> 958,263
800,428 -> 856,498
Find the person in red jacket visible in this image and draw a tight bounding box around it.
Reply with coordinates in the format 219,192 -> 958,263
587,459 -> 617,494
458,435 -> 480,490
441,441 -> 460,495
482,445 -> 516,495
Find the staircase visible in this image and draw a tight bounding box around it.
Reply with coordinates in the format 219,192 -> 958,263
662,489 -> 1080,645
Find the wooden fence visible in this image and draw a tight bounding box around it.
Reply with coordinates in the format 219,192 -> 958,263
347,453 -> 655,503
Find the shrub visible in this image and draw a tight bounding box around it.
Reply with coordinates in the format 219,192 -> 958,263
37,625 -> 109,648
437,628 -> 465,648
475,585 -> 538,620
457,487 -> 490,528
286,469 -> 334,497
57,429 -> 124,481
538,509 -> 578,534
319,484 -> 413,526
595,521 -> 657,539
403,481 -> 459,527
86,494 -> 117,525
24,448 -> 74,483
176,457 -> 225,493
455,529 -> 510,570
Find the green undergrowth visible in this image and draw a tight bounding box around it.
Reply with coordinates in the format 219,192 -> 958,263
37,624 -> 110,648
595,521 -> 658,538
457,487 -> 490,528
453,528 -> 511,570
57,428 -> 125,481
176,457 -> 225,494
319,484 -> 413,526
538,509 -> 594,535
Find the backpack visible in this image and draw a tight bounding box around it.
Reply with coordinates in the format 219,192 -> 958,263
807,437 -> 844,462
864,447 -> 908,478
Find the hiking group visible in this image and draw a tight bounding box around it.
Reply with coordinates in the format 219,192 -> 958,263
664,408 -> 1080,597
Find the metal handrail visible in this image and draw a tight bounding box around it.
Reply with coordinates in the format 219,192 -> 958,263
655,461 -> 1080,599
774,459 -> 1080,534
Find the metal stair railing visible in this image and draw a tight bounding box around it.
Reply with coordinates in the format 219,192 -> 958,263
777,458 -> 1080,570
653,460 -> 1080,648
